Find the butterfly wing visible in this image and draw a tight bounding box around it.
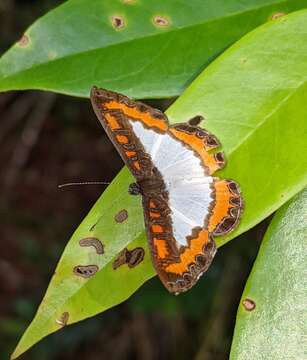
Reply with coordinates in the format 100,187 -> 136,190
129,120 -> 242,293
90,87 -> 243,294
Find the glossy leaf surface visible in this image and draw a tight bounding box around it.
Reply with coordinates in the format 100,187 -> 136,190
0,0 -> 306,98
12,10 -> 307,359
230,189 -> 306,360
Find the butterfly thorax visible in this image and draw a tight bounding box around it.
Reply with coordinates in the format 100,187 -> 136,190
128,176 -> 165,196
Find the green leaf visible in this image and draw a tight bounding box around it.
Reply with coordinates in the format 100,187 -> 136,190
230,189 -> 306,359
0,0 -> 306,98
12,10 -> 307,359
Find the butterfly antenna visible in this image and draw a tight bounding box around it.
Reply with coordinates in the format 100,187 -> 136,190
58,181 -> 110,189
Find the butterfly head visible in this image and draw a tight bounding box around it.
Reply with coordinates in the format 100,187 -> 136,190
128,182 -> 142,196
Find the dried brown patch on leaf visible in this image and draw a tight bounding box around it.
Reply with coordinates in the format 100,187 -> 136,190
242,298 -> 256,311
153,15 -> 170,27
111,15 -> 125,29
271,12 -> 286,20
114,209 -> 128,223
18,34 -> 29,47
55,312 -> 69,327
79,237 -> 104,254
128,247 -> 145,267
112,247 -> 145,269
73,265 -> 99,278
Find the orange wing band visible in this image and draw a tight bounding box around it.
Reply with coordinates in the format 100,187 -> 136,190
165,230 -> 210,275
105,113 -> 121,130
208,179 -> 242,236
104,101 -> 168,131
150,211 -> 161,218
116,135 -> 129,144
154,238 -> 169,259
169,128 -> 224,175
152,224 -> 164,233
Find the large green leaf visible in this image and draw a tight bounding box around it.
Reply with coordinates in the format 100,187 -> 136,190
11,10 -> 307,359
0,0 -> 306,98
230,189 -> 306,359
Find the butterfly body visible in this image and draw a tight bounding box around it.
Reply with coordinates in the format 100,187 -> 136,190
91,87 -> 243,294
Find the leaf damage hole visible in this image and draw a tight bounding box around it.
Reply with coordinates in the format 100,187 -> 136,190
79,237 -> 104,254
114,209 -> 128,223
73,265 -> 99,278
112,247 -> 145,269
242,298 -> 256,311
56,311 -> 69,327
153,15 -> 170,27
18,34 -> 29,47
271,12 -> 286,20
111,15 -> 125,29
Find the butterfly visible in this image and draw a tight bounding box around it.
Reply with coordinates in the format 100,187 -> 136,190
90,87 -> 243,294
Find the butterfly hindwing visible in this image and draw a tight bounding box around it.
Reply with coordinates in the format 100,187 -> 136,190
169,124 -> 226,175
90,87 -> 243,294
209,179 -> 243,236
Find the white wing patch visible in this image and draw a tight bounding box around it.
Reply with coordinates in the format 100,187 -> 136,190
130,120 -> 214,247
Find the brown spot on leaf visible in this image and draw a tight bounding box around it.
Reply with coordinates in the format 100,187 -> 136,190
153,15 -> 170,27
115,209 -> 128,223
56,312 -> 69,327
113,247 -> 145,269
188,115 -> 204,126
242,298 -> 256,311
129,248 -> 145,267
73,265 -> 99,278
271,12 -> 286,20
79,237 -> 104,254
48,51 -> 57,60
111,15 -> 125,29
18,34 -> 29,47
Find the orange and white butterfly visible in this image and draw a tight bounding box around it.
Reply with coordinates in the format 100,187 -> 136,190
91,87 -> 243,294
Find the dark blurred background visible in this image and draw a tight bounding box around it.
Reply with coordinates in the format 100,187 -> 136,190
0,1 -> 266,359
